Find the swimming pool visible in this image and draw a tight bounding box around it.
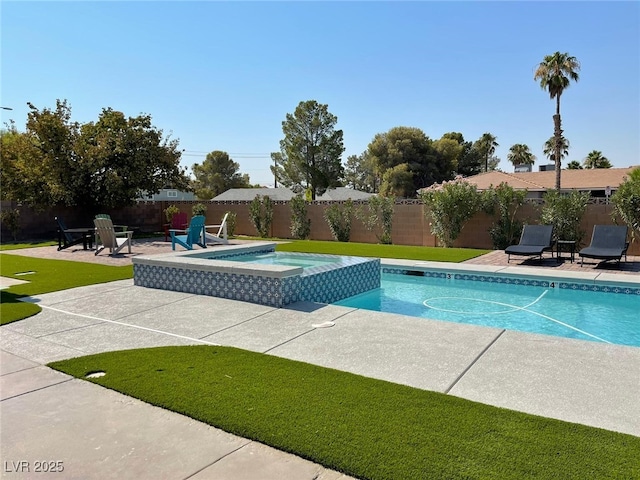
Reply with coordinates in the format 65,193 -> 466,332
134,245 -> 639,347
212,251 -> 341,269
335,268 -> 640,348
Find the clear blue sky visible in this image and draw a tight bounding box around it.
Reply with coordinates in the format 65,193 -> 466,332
2,1 -> 638,186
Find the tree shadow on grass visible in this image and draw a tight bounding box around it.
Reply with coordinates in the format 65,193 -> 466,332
0,290 -> 42,325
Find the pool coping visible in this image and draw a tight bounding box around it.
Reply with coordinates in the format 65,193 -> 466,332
381,258 -> 640,287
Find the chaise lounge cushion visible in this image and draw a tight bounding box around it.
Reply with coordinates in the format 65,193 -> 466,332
505,225 -> 554,262
579,225 -> 628,263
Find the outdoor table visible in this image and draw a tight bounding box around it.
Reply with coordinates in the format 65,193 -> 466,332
57,227 -> 95,251
556,240 -> 576,263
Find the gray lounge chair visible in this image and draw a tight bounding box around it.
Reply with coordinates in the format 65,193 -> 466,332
505,225 -> 554,263
578,225 -> 629,266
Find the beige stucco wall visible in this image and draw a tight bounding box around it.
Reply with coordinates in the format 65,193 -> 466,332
2,199 -> 637,255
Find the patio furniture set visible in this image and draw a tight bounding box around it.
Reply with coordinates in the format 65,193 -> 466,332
505,224 -> 629,267
55,212 -> 229,256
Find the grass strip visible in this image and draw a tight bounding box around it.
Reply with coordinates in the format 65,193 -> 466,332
0,254 -> 132,325
0,291 -> 42,322
50,345 -> 640,480
275,239 -> 489,262
0,241 -> 57,251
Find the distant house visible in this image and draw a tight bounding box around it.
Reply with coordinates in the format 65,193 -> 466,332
514,164 -> 533,173
212,188 -> 296,202
316,187 -> 374,201
212,187 -> 374,202
462,166 -> 638,200
139,188 -> 196,201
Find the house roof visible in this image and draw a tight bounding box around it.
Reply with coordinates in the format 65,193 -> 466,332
464,166 -> 639,191
316,187 -> 374,201
212,188 -> 296,201
212,187 -> 375,202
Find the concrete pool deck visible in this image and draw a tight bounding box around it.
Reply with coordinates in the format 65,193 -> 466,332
1,241 -> 639,479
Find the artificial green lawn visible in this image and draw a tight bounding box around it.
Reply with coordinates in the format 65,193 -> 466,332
49,345 -> 640,480
276,239 -> 490,262
0,240 -> 57,251
0,291 -> 42,322
0,254 -> 132,325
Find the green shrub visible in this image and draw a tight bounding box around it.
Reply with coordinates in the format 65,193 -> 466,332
224,211 -> 237,237
289,195 -> 311,239
482,183 -> 527,249
324,200 -> 353,242
419,177 -> 481,247
164,204 -> 180,223
611,167 -> 640,241
249,195 -> 273,238
192,203 -> 208,217
356,196 -> 394,244
541,190 -> 590,245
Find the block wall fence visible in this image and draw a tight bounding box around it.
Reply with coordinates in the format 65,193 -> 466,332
1,199 -> 638,256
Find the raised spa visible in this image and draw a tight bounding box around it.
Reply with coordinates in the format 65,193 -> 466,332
133,243 -> 380,308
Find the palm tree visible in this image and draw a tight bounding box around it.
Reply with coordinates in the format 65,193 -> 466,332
534,52 -> 580,189
475,133 -> 499,172
584,150 -> 612,169
566,160 -> 583,170
507,143 -> 536,168
543,136 -> 570,164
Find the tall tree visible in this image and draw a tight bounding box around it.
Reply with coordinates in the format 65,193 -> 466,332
367,126 -> 453,195
507,143 -> 536,168
270,151 -> 304,192
474,133 -> 499,173
439,132 -> 483,177
456,140 -> 484,177
2,100 -> 189,210
343,151 -> 379,193
566,160 -> 583,170
273,100 -> 345,200
192,151 -> 251,199
543,135 -> 570,165
534,51 -> 581,189
75,107 -> 189,209
486,155 -> 501,172
433,135 -> 464,174
25,99 -> 80,206
1,122 -> 53,206
583,150 -> 612,169
379,163 -> 415,198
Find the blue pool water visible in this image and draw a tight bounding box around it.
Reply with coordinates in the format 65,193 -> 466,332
220,252 -> 340,269
335,271 -> 640,347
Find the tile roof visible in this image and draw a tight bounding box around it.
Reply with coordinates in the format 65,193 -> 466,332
465,166 -> 639,191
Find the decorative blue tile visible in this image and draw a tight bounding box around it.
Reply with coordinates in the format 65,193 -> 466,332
135,255 -> 638,309
381,267 -> 636,296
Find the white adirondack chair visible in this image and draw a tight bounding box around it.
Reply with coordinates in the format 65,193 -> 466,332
94,218 -> 133,256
